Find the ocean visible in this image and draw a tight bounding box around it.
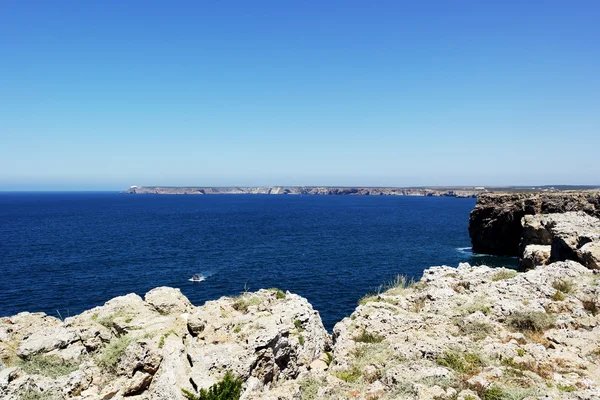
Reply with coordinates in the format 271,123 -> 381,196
0,192 -> 515,330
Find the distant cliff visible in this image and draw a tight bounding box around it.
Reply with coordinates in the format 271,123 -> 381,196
469,191 -> 600,257
125,186 -> 482,198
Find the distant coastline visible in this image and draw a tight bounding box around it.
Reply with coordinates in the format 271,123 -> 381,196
125,185 -> 483,197
124,185 -> 600,198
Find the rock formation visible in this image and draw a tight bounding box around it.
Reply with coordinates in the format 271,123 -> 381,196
126,186 -> 483,198
520,212 -> 600,270
2,262 -> 599,399
469,191 -> 600,256
0,288 -> 329,400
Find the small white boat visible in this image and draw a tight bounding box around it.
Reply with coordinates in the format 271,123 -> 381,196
189,274 -> 205,282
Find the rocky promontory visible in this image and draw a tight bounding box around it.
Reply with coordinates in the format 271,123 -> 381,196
469,191 -> 600,257
125,186 -> 483,198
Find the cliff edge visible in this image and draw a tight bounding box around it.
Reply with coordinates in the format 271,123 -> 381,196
469,191 -> 600,257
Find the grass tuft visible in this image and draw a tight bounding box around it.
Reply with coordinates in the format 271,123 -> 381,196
506,311 -> 554,333
551,291 -> 565,301
268,288 -> 286,299
352,328 -> 384,343
552,279 -> 574,294
491,270 -> 518,281
231,295 -> 261,314
182,371 -> 243,400
437,350 -> 484,375
18,355 -> 79,378
97,334 -> 134,371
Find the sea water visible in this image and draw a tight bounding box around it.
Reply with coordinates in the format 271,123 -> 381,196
0,192 -> 514,330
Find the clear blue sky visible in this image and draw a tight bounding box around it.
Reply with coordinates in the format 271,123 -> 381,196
1,1 -> 599,190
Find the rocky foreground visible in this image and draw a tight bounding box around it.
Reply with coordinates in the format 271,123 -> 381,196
1,260 -> 599,399
126,186 -> 482,198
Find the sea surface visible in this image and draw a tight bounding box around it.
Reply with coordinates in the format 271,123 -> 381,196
0,192 -> 515,330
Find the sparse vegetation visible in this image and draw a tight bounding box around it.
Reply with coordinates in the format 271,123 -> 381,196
324,351 -> 333,365
557,383 -> 576,392
231,295 -> 261,314
335,365 -> 362,383
18,355 -> 79,378
182,371 -> 243,400
465,301 -> 492,316
298,334 -> 305,346
97,334 -> 134,371
294,319 -> 304,331
410,296 -> 427,313
491,270 -> 518,281
299,377 -> 321,400
352,328 -> 384,343
551,291 -> 565,301
158,329 -> 177,349
96,311 -> 132,329
460,320 -> 494,341
506,311 -> 555,333
453,280 -> 471,292
582,297 -> 599,316
437,350 -> 484,375
268,288 -> 286,299
552,279 -> 574,294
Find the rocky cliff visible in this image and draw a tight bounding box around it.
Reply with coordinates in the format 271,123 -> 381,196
469,192 -> 600,256
126,186 -> 482,198
2,262 -> 599,399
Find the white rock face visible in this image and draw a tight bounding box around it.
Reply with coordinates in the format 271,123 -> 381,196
520,244 -> 551,269
520,212 -> 600,269
0,287 -> 330,400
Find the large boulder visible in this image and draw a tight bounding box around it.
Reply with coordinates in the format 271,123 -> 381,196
520,212 -> 600,269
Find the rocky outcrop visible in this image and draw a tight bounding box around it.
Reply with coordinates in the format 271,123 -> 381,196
2,262 -> 599,399
0,288 -> 329,399
469,191 -> 600,256
126,186 -> 483,198
519,212 -> 600,269
323,261 -> 600,400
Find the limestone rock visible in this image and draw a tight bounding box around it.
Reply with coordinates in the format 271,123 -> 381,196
520,244 -> 551,269
144,287 -> 192,315
520,212 -> 600,269
469,191 -> 600,256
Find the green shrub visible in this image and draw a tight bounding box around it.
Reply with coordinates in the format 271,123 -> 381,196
506,311 -> 555,333
491,270 -> 518,281
268,288 -> 286,299
97,335 -> 134,371
557,383 -> 576,392
294,319 -> 304,331
552,279 -> 574,294
325,351 -> 333,366
352,329 -> 384,344
18,355 -> 79,378
335,365 -> 361,383
299,377 -> 320,400
232,295 -> 261,314
182,371 -> 243,400
158,329 -> 177,349
461,320 -> 494,341
466,302 -> 492,316
298,334 -> 305,346
551,291 -> 565,301
437,350 -> 484,375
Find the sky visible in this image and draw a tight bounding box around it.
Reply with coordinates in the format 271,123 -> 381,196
1,1 -> 599,190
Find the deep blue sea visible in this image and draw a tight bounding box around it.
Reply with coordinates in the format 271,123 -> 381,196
0,193 -> 515,330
